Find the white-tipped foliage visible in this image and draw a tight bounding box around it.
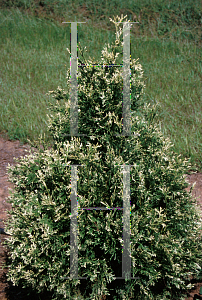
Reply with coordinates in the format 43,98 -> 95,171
3,15 -> 202,300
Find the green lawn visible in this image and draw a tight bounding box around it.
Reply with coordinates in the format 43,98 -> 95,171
0,0 -> 201,172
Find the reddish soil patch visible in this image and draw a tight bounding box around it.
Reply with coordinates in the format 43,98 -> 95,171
0,133 -> 202,299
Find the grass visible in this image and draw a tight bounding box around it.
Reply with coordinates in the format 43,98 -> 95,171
0,0 -> 202,172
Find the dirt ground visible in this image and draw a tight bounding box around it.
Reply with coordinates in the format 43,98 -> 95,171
0,133 -> 202,299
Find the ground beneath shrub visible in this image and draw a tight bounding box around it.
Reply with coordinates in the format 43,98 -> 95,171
0,132 -> 202,299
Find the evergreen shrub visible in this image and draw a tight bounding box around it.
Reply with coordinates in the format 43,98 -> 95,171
2,14 -> 202,300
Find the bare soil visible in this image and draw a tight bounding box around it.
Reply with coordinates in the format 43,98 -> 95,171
0,132 -> 202,299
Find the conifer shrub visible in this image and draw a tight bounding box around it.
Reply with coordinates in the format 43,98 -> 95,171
2,14 -> 202,300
